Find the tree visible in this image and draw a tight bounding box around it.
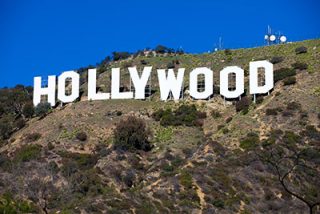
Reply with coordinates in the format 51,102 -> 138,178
235,97 -> 251,113
35,103 -> 51,118
258,138 -> 320,213
5,163 -> 58,214
154,45 -> 171,54
112,52 -> 131,61
114,116 -> 152,151
22,102 -> 34,118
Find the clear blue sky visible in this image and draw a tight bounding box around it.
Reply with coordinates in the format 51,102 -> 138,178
0,0 -> 319,87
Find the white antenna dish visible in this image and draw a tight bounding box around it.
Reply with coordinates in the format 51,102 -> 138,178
269,35 -> 276,42
264,35 -> 269,40
280,36 -> 287,43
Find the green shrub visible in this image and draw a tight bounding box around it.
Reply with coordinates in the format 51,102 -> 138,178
162,163 -> 174,172
35,102 -> 51,117
0,194 -> 37,213
153,105 -> 204,127
283,76 -> 296,85
240,132 -> 259,150
211,199 -> 225,208
292,62 -> 308,70
295,46 -> 307,54
274,68 -> 296,82
283,131 -> 301,145
69,169 -> 105,196
60,152 -> 98,177
13,144 -> 42,162
114,116 -> 152,151
22,103 -> 34,118
155,127 -> 173,142
179,171 -> 193,189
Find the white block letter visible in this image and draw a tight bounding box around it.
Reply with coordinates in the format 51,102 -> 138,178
220,66 -> 244,98
111,68 -> 133,99
58,71 -> 79,103
249,60 -> 274,94
157,68 -> 185,100
88,68 -> 110,100
128,66 -> 152,99
33,75 -> 56,106
189,67 -> 213,99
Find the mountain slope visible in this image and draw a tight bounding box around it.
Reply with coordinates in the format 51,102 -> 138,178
0,39 -> 319,213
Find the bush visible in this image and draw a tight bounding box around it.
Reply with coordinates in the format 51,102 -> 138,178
274,68 -> 296,82
211,110 -> 221,118
240,132 -> 259,150
211,199 -> 225,208
179,171 -> 193,189
69,169 -> 104,196
295,46 -> 307,54
112,52 -> 131,61
283,76 -> 296,85
154,45 -> 172,54
76,132 -> 87,141
270,56 -> 284,64
292,62 -> 308,70
35,102 -> 51,118
123,170 -> 135,187
114,116 -> 152,151
224,49 -> 232,55
140,60 -> 147,65
283,131 -> 301,145
0,194 -> 37,213
0,115 -> 14,140
153,105 -> 204,127
0,105 -> 4,116
60,152 -> 98,177
286,101 -> 301,111
266,108 -> 278,116
167,61 -> 175,69
15,118 -> 26,130
235,97 -> 251,113
301,125 -> 320,140
22,103 -> 34,118
24,132 -> 41,143
13,144 -> 42,162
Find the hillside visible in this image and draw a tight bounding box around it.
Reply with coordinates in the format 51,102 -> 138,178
0,39 -> 320,213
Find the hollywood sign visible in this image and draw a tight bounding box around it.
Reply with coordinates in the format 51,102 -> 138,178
33,60 -> 273,106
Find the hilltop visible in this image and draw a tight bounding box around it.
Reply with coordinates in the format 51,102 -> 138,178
0,39 -> 320,213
